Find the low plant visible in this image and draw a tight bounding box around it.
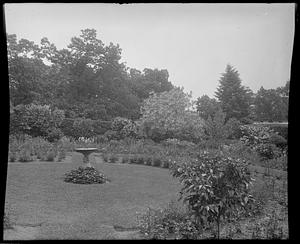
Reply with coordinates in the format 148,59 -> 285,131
137,201 -> 202,239
45,150 -> 57,162
64,166 -> 109,184
18,148 -> 33,162
145,157 -> 153,166
57,149 -> 67,162
4,211 -> 13,230
152,158 -> 162,167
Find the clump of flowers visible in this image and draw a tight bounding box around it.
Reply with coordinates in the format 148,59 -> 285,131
64,166 -> 109,184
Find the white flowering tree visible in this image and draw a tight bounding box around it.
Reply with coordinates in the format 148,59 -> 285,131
139,87 -> 205,142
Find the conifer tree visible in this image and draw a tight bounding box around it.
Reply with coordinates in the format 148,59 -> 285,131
215,64 -> 253,121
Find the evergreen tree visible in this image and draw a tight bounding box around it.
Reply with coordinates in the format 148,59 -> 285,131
215,64 -> 253,121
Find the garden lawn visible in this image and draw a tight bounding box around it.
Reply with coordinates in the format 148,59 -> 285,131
4,158 -> 182,240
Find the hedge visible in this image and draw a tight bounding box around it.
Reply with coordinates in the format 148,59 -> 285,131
59,118 -> 112,138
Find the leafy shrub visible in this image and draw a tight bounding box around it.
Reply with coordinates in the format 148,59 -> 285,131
8,151 -> 17,162
254,143 -> 281,160
152,158 -> 162,167
170,152 -> 253,239
109,154 -> 118,163
268,134 -> 287,149
57,149 -> 67,162
59,118 -> 75,138
45,127 -> 64,142
57,136 -> 75,152
240,125 -> 274,146
222,141 -> 261,165
137,201 -> 202,239
104,130 -> 120,141
18,148 -> 33,162
10,103 -> 65,139
145,157 -> 153,166
121,155 -> 129,164
92,120 -> 111,135
64,166 -> 109,184
4,211 -> 13,230
261,155 -> 287,171
45,150 -> 56,161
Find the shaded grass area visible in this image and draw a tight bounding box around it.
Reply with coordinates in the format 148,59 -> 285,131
5,159 -> 181,239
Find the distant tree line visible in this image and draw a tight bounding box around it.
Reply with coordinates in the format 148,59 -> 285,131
8,29 -> 173,121
8,29 -> 289,139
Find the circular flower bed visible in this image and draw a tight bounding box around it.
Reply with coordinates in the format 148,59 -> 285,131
64,166 -> 109,184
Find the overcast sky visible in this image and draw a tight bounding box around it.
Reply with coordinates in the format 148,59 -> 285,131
4,3 -> 295,99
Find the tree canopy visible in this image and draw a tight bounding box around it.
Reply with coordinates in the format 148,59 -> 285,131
7,29 -> 174,121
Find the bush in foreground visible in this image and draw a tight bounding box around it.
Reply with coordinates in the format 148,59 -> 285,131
170,152 -> 254,239
64,167 -> 109,184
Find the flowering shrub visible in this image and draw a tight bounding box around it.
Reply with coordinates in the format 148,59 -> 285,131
170,152 -> 253,238
240,125 -> 274,146
240,125 -> 283,160
10,103 -> 65,139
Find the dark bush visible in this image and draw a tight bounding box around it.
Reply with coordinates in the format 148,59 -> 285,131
254,143 -> 281,160
268,124 -> 288,140
45,127 -> 64,142
268,134 -> 287,149
93,120 -> 111,135
64,166 -> 109,184
145,157 -> 153,166
60,118 -> 75,138
152,158 -> 162,167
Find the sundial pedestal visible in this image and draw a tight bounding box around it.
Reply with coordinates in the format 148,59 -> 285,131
75,148 -> 98,168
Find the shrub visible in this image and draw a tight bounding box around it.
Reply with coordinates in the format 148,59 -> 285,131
104,130 -> 120,141
18,148 -> 33,162
170,152 -> 253,239
45,150 -> 56,162
92,120 -> 111,135
222,141 -> 261,165
57,149 -> 67,162
45,127 -> 64,142
152,158 -> 162,167
8,151 -> 17,162
240,125 -> 274,146
254,143 -> 281,160
261,155 -> 287,171
64,166 -> 109,184
109,154 -> 118,163
137,201 -> 202,239
121,155 -> 129,164
145,157 -> 153,166
268,134 -> 287,149
59,118 -> 75,138
10,103 -> 65,139
4,211 -> 13,230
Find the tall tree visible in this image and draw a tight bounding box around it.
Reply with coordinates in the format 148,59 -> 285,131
215,64 -> 253,121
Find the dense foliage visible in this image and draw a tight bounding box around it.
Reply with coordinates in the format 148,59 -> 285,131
8,29 -> 173,121
170,151 -> 253,238
139,87 -> 205,142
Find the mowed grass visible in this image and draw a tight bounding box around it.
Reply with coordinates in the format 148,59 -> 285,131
5,154 -> 182,239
